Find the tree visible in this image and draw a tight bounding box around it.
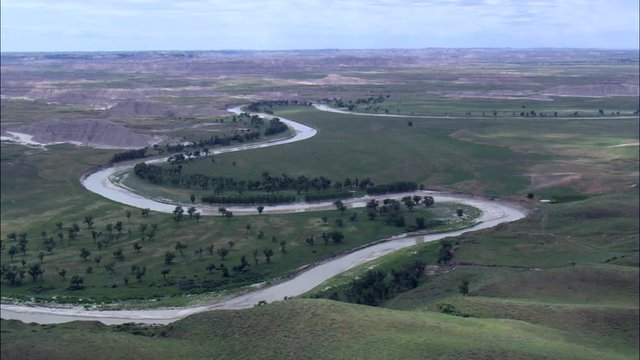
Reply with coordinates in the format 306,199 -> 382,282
58,268 -> 68,281
402,196 -> 416,211
263,248 -> 274,264
195,247 -> 204,259
335,218 -> 343,227
279,240 -> 287,253
173,206 -> 184,227
94,255 -> 102,267
456,208 -> 464,217
69,275 -> 84,290
28,264 -> 44,282
44,237 -> 56,254
84,216 -> 94,229
141,208 -> 150,217
133,242 -> 142,253
459,279 -> 470,296
227,240 -> 235,249
18,236 -> 28,256
224,211 -> 234,219
195,212 -> 201,223
134,266 -> 146,282
161,268 -> 171,280
38,251 -> 45,264
164,251 -> 176,265
217,247 -> 229,261
91,230 -> 100,244
330,231 -> 345,244
123,275 -> 130,287
175,241 -> 187,256
187,206 -> 197,218
438,241 -> 453,265
526,193 -> 534,200
321,216 -> 328,225
190,193 -> 196,203
114,221 -> 123,236
349,212 -> 357,222
126,210 -> 132,223
257,206 -> 265,215
408,121 -> 413,127
80,248 -> 91,261
423,196 -> 435,207
207,244 -> 214,255
113,248 -> 125,261
334,200 -> 346,215
253,249 -> 259,265
415,217 -> 426,229
206,263 -> 217,274
245,223 -> 252,234
8,246 -> 17,261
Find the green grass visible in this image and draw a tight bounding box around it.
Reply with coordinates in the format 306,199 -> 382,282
1,142 -> 478,303
2,299 -> 635,360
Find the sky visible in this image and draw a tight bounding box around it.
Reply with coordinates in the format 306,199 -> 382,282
1,0 -> 639,52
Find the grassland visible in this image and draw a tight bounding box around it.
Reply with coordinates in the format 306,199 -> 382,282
1,50 -> 638,359
1,141 -> 482,303
2,299 -> 635,360
127,105 -> 637,203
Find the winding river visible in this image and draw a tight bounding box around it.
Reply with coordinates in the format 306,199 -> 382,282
0,106 -> 527,325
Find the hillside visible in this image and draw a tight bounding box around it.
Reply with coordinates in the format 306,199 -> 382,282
1,299 -> 635,360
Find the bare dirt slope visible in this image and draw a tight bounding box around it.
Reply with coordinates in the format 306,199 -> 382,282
10,119 -> 157,148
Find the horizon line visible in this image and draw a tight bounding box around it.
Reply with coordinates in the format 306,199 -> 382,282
2,46 -> 640,55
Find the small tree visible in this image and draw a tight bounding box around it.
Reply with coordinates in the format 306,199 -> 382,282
206,263 -> 216,274
423,196 -> 435,207
161,268 -> 171,280
263,248 -> 274,264
8,246 -> 18,261
133,265 -> 146,282
28,264 -> 44,282
415,217 -> 426,229
175,241 -> 187,256
257,206 -> 265,215
227,240 -> 235,249
164,251 -> 176,265
456,208 -> 464,217
84,216 -> 94,229
126,210 -> 132,223
69,275 -> 84,290
438,241 -> 453,265
113,247 -> 125,261
133,242 -> 142,253
333,200 -> 346,216
459,279 -> 470,296
253,249 -> 259,265
58,268 -> 68,281
217,247 -> 229,261
279,240 -> 287,253
94,255 -> 102,267
80,248 -> 91,261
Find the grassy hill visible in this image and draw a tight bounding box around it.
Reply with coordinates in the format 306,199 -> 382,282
2,299 -> 635,360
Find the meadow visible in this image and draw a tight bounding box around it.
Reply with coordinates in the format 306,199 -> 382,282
1,49 -> 638,359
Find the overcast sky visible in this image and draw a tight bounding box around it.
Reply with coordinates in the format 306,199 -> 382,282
1,0 -> 638,52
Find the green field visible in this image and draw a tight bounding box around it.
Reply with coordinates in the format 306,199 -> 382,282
1,50 -> 638,359
2,298 -> 635,360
